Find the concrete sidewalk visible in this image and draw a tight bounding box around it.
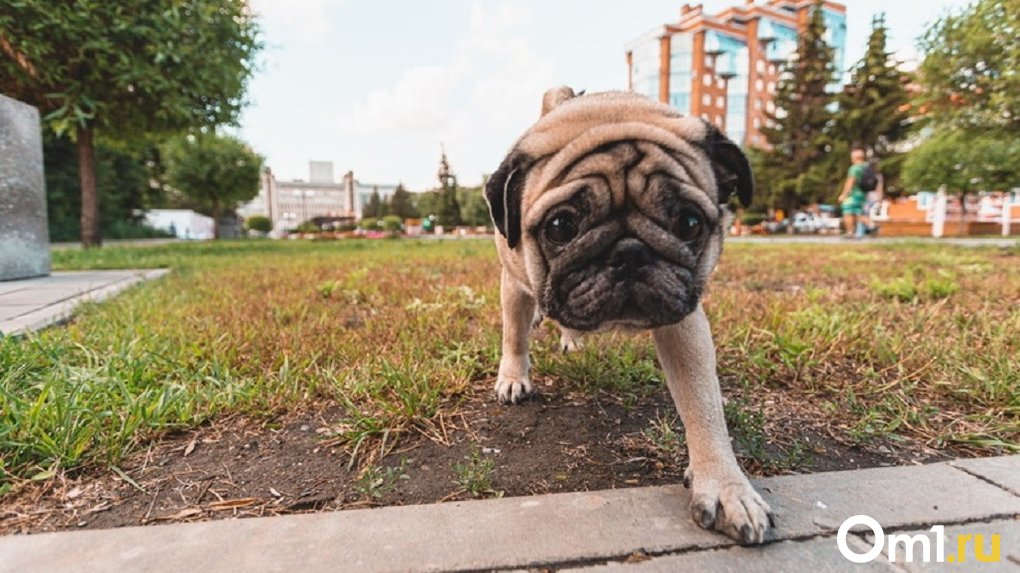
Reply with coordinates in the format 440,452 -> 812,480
1,456 -> 1017,572
0,269 -> 168,336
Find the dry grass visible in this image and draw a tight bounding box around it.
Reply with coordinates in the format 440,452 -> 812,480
1,238 -> 1017,493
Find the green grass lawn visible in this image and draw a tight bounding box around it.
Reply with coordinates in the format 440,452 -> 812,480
1,239 -> 1018,491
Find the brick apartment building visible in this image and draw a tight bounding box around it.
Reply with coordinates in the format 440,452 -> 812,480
626,0 -> 846,147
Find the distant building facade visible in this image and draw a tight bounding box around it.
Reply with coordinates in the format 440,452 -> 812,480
237,161 -> 398,231
626,0 -> 846,147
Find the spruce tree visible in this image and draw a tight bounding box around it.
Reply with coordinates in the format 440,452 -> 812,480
758,0 -> 836,212
388,183 -> 418,219
834,14 -> 911,193
364,188 -> 383,218
436,150 -> 463,227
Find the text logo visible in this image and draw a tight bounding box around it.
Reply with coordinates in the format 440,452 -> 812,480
837,515 -> 1000,564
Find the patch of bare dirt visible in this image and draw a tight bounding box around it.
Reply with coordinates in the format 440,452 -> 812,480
0,380 -> 947,535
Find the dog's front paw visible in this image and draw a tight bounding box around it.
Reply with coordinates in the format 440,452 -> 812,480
495,374 -> 533,404
685,468 -> 773,544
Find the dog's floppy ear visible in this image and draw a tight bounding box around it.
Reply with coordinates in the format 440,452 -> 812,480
701,123 -> 753,208
485,151 -> 532,249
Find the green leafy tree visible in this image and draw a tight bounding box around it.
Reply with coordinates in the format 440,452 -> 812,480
757,0 -> 836,211
0,1 -> 261,246
414,191 -> 441,220
388,183 -> 418,219
161,132 -> 263,239
457,186 -> 492,227
917,0 -> 1020,134
42,133 -> 164,241
902,130 -> 1020,196
834,14 -> 912,194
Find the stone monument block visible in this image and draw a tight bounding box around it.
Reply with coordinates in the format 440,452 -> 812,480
0,93 -> 50,281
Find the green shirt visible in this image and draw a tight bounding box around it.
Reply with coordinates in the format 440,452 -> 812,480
844,163 -> 867,207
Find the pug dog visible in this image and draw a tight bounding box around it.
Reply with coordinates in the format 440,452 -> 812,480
484,87 -> 773,544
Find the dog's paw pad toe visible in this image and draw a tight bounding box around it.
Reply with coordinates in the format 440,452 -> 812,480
495,377 -> 533,404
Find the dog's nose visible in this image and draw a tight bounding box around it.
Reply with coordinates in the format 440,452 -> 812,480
608,238 -> 653,269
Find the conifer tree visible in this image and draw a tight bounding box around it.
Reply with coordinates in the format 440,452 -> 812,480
436,150 -> 462,227
757,0 -> 836,212
834,14 -> 911,193
364,188 -> 383,218
388,183 -> 418,219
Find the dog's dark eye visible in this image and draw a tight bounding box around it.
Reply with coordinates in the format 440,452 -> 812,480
545,213 -> 578,245
672,209 -> 704,242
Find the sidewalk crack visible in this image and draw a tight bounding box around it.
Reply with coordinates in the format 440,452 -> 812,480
950,463 -> 1020,497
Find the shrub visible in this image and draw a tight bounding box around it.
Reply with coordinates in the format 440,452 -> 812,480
381,215 -> 403,232
245,215 -> 272,233
740,213 -> 766,226
359,217 -> 380,230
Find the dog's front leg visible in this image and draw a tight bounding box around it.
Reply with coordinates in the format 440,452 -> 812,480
653,304 -> 773,544
495,269 -> 536,404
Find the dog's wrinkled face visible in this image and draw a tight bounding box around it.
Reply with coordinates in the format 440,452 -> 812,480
530,140 -> 718,330
487,88 -> 753,332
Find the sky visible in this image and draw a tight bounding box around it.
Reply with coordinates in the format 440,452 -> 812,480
238,0 -> 971,192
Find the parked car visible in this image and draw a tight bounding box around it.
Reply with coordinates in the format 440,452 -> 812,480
792,212 -> 821,234
792,209 -> 842,234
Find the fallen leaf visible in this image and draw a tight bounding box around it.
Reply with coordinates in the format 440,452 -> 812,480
152,507 -> 203,522
207,498 -> 259,511
184,437 -> 197,457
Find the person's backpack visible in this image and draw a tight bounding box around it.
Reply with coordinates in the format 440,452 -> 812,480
858,164 -> 878,192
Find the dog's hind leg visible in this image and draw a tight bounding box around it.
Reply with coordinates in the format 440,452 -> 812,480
559,327 -> 583,353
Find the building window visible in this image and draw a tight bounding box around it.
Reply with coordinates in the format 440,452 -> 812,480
753,118 -> 761,129
767,81 -> 776,92
755,78 -> 764,92
754,98 -> 762,110
756,59 -> 765,73
701,113 -> 711,121
767,100 -> 775,113
703,94 -> 712,106
717,96 -> 725,107
703,74 -> 712,86
716,115 -> 724,126
717,77 -> 725,88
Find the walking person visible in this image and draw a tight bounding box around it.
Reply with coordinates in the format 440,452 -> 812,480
838,148 -> 879,238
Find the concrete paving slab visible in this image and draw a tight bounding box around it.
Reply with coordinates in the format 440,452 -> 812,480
762,462 -> 1020,537
951,457 -> 1020,496
0,457 -> 1017,573
0,485 -> 728,573
561,535 -> 896,572
0,304 -> 40,321
0,269 -> 168,336
0,282 -> 31,295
